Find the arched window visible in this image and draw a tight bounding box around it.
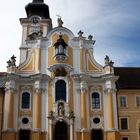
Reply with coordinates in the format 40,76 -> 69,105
55,80 -> 66,102
22,92 -> 30,109
92,92 -> 100,109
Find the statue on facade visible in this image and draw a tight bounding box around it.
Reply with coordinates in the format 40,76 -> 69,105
88,35 -> 93,40
7,55 -> 16,67
11,55 -> 16,66
57,15 -> 63,27
104,55 -> 110,66
104,55 -> 114,67
78,30 -> 84,37
69,111 -> 75,119
58,103 -> 64,116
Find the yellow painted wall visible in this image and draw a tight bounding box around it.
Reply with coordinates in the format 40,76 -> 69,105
31,132 -> 41,140
82,132 -> 90,140
80,92 -> 87,128
48,82 -> 53,112
7,93 -> 14,128
76,132 -> 81,140
19,48 -> 41,73
80,48 -> 84,71
34,92 -> 41,128
2,132 -> 16,140
19,49 -> 35,72
69,77 -> 74,111
88,86 -> 104,117
18,85 -> 33,117
35,48 -> 41,72
86,52 -> 102,72
106,131 -> 120,140
118,89 -> 140,140
107,92 -> 114,129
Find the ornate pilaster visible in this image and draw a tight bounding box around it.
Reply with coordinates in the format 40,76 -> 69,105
80,81 -> 88,129
33,81 -> 44,130
105,88 -> 115,130
3,80 -> 16,131
103,75 -> 119,131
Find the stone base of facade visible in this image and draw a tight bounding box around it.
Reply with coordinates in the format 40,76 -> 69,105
2,131 -> 16,140
76,131 -> 91,140
105,131 -> 120,140
2,131 -> 47,140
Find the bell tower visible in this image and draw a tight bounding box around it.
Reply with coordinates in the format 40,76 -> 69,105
19,0 -> 52,64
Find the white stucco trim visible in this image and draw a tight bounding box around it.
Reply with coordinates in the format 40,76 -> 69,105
73,47 -> 80,73
73,80 -> 81,131
20,88 -> 32,111
47,27 -> 74,41
41,82 -> 48,132
90,90 -> 102,112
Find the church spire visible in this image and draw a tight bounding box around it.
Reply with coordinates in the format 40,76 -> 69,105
25,0 -> 50,19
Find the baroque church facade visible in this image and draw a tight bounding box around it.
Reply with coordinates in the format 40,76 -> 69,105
0,0 -> 140,140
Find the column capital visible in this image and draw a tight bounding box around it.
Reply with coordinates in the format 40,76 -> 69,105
80,81 -> 88,93
104,88 -> 117,94
5,80 -> 17,93
34,80 -> 47,93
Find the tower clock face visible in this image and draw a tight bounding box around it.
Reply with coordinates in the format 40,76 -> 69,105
31,16 -> 40,24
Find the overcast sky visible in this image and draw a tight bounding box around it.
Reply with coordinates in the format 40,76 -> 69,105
0,0 -> 140,72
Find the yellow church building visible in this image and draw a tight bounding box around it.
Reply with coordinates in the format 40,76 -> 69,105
0,0 -> 140,140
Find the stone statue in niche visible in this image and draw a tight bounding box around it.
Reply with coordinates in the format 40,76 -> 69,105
58,102 -> 64,116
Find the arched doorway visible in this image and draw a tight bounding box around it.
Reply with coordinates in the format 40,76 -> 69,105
91,129 -> 103,140
54,121 -> 68,140
19,130 -> 30,140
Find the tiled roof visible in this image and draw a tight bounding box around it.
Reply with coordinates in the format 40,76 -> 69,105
114,67 -> 140,89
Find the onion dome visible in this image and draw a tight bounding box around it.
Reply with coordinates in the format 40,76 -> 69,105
25,0 -> 50,19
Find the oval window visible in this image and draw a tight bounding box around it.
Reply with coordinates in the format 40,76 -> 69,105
22,118 -> 29,124
93,117 -> 100,124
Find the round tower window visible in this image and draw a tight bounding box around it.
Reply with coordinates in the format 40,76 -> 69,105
93,117 -> 100,124
22,118 -> 29,124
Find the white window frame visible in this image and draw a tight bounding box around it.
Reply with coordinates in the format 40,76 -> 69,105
53,77 -> 69,103
135,96 -> 140,108
90,91 -> 101,111
120,117 -> 129,130
20,87 -> 32,111
119,95 -> 127,108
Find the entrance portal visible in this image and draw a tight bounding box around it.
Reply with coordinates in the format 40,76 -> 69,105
91,129 -> 103,140
19,130 -> 30,140
54,121 -> 68,140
